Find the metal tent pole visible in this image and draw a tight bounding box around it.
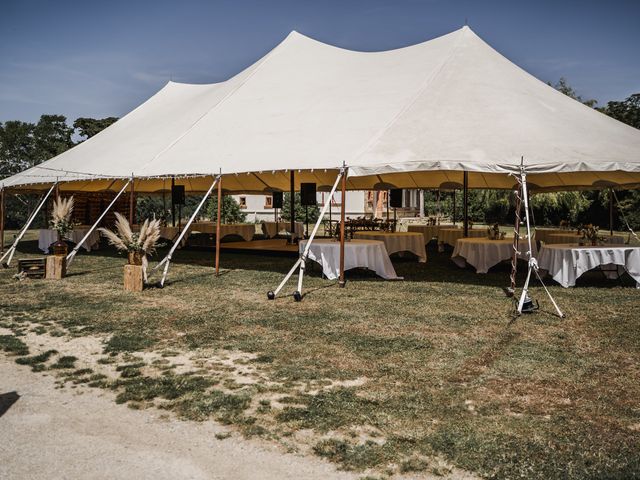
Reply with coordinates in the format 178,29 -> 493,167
1,182 -> 58,267
155,176 -> 220,287
67,180 -> 131,266
215,175 -> 222,277
268,167 -> 346,300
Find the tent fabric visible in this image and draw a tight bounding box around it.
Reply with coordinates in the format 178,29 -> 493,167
3,26 -> 640,193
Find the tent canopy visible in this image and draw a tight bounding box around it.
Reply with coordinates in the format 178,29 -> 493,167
3,26 -> 640,193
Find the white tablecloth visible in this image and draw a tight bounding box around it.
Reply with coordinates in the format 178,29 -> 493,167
438,228 -> 486,247
533,228 -> 569,243
451,237 -> 537,274
261,221 -> 304,239
39,229 -> 100,253
546,233 -> 625,245
407,224 -> 455,243
352,231 -> 427,262
191,222 -> 256,242
299,239 -> 400,280
538,244 -> 640,287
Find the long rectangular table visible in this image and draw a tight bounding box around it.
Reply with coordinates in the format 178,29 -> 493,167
352,231 -> 427,262
38,228 -> 100,253
538,244 -> 640,287
261,221 -> 304,240
190,222 -> 256,242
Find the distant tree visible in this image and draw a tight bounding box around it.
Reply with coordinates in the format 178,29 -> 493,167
32,115 -> 74,162
0,120 -> 35,177
73,117 -> 118,140
549,77 -> 598,107
280,192 -> 319,223
599,93 -> 640,129
207,195 -> 247,224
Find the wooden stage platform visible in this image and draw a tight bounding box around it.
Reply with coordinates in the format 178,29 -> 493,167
217,238 -> 300,256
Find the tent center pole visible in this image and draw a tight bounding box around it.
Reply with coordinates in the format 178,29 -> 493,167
129,175 -> 135,226
0,187 -> 5,253
452,189 -> 456,225
171,177 -> 176,227
215,176 -> 222,276
339,169 -> 347,288
609,188 -> 614,236
289,170 -> 295,243
463,171 -> 469,237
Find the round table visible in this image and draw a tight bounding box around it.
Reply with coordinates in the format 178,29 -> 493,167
352,231 -> 427,262
451,237 -> 537,274
538,244 -> 640,287
299,239 -> 400,280
438,228 -> 486,247
533,228 -> 569,244
407,224 -> 455,243
546,233 -> 625,245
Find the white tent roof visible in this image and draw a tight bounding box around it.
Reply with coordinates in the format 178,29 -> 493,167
4,26 -> 640,192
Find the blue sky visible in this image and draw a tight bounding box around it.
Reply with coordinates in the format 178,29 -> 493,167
1,0 -> 639,124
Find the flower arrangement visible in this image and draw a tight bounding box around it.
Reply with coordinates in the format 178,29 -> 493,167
50,195 -> 75,238
99,213 -> 162,267
578,224 -> 603,245
486,223 -> 505,240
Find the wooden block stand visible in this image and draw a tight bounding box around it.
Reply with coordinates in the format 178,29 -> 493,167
124,264 -> 144,292
45,256 -> 66,280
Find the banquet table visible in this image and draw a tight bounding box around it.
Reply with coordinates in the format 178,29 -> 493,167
546,233 -> 625,245
352,231 -> 427,262
132,224 -> 188,247
261,221 -> 304,240
533,228 -> 569,244
299,239 -> 400,280
451,237 -> 537,274
190,222 -> 256,242
537,244 -> 640,288
438,228 -> 486,247
407,224 -> 455,243
38,228 -> 100,253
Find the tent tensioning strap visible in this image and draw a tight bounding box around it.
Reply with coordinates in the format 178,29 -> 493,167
1,182 -> 58,268
153,175 -> 220,287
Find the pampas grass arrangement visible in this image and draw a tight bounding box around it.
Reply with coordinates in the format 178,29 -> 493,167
50,195 -> 75,237
99,212 -> 161,256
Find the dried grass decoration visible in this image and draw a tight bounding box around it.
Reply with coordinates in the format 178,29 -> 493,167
99,212 -> 161,281
50,195 -> 75,255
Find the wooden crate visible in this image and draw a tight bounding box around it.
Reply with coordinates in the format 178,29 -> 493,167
124,264 -> 144,292
18,258 -> 46,279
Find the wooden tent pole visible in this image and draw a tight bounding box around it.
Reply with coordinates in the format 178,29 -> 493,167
289,170 -> 295,243
0,187 -> 5,254
215,176 -> 222,276
463,171 -> 469,237
452,189 -> 456,225
129,175 -> 135,225
339,169 -> 347,288
609,188 -> 614,236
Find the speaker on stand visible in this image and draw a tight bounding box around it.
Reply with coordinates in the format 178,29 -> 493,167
300,183 -> 316,238
272,191 -> 283,229
390,189 -> 403,233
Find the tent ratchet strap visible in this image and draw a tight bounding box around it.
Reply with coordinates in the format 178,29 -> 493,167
66,180 -> 132,266
268,166 -> 347,301
1,182 -> 58,267
153,175 -> 220,287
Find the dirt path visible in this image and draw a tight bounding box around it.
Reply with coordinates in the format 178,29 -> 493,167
0,356 -> 359,480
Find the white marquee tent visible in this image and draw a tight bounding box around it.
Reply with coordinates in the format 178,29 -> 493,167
3,26 -> 640,193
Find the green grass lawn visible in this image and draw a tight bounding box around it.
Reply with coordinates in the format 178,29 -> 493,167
1,231 -> 639,479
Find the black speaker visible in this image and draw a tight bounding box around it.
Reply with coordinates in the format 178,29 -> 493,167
171,185 -> 185,205
389,189 -> 403,208
300,183 -> 316,206
272,191 -> 283,209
